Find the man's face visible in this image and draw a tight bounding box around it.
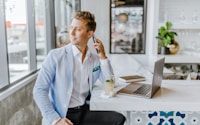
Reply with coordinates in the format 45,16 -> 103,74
69,18 -> 93,47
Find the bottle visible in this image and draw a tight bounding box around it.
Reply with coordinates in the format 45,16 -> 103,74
196,70 -> 200,80
192,10 -> 198,24
179,9 -> 185,24
190,65 -> 197,80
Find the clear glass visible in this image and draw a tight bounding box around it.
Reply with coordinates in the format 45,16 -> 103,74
110,1 -> 146,54
35,0 -> 46,68
192,10 -> 198,24
104,76 -> 115,95
179,9 -> 186,24
5,0 -> 29,83
55,0 -> 81,48
190,71 -> 197,80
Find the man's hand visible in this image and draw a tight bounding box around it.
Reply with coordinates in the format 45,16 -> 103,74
55,118 -> 73,125
93,38 -> 107,60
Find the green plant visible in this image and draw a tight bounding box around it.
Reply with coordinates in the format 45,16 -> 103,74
105,79 -> 114,84
156,22 -> 177,47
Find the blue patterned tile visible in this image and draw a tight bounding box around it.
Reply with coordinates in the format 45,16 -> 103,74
130,111 -> 200,125
148,111 -> 158,118
176,111 -> 186,119
184,112 -> 200,125
160,111 -> 174,118
131,111 -> 148,125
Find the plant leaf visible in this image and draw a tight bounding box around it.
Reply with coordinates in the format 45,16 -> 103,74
160,27 -> 167,36
166,22 -> 172,30
156,21 -> 177,47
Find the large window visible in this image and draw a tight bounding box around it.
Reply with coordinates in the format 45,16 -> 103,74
5,0 -> 29,83
35,0 -> 46,68
0,0 -> 81,90
55,0 -> 81,48
0,0 -> 54,90
110,0 -> 147,54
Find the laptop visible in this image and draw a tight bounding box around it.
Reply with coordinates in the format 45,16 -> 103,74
117,57 -> 165,98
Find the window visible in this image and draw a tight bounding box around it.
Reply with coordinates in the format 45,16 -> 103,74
55,0 -> 81,48
35,0 -> 46,68
110,0 -> 147,54
0,0 -> 81,90
5,0 -> 29,83
0,0 -> 54,90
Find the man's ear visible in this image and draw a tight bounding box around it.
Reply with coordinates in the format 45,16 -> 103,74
88,31 -> 94,38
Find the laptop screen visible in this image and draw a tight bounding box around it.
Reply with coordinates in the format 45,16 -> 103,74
151,57 -> 165,97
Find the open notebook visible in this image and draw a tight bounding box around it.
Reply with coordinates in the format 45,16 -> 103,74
117,57 -> 165,98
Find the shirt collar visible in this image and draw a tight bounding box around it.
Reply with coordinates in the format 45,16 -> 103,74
72,45 -> 91,58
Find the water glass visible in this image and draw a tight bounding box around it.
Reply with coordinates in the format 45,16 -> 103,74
104,75 -> 115,95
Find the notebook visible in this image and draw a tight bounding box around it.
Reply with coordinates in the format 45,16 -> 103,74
118,57 -> 165,98
118,75 -> 145,83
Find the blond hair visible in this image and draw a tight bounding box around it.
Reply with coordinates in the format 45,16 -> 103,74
73,11 -> 96,32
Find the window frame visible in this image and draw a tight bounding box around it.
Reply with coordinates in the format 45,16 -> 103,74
0,0 -> 56,91
0,0 -> 10,89
109,0 -> 147,54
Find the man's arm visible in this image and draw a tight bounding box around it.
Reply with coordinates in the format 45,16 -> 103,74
93,38 -> 114,82
33,50 -> 60,124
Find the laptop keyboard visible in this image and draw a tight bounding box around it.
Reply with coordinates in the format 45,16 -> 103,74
134,85 -> 151,95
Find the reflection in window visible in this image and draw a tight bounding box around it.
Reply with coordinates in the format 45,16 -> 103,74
55,0 -> 81,48
111,1 -> 146,54
35,0 -> 46,68
5,0 -> 29,82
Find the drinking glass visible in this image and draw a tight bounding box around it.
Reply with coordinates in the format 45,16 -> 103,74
192,10 -> 198,24
179,9 -> 185,24
104,75 -> 115,95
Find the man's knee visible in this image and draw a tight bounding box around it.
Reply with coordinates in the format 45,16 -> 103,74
114,112 -> 126,125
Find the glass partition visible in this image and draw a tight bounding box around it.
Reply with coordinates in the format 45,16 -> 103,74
110,0 -> 146,54
5,0 -> 29,82
54,0 -> 81,48
35,0 -> 46,68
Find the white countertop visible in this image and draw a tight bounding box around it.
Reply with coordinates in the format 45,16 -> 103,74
90,80 -> 200,112
90,54 -> 200,112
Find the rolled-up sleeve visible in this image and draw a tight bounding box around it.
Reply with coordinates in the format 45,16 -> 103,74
99,59 -> 114,82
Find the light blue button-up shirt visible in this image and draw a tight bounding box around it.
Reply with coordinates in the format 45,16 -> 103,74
33,44 -> 113,125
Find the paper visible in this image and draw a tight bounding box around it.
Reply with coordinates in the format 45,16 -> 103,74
99,91 -> 114,98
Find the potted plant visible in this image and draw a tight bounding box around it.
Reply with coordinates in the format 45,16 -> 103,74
156,21 -> 178,54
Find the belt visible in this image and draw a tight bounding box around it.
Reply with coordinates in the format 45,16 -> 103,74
68,104 -> 87,111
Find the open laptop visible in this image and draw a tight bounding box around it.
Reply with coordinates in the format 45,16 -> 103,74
118,57 -> 165,98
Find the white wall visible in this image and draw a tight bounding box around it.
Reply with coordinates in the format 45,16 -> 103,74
145,0 -> 160,66
81,0 -> 151,66
81,0 -> 110,54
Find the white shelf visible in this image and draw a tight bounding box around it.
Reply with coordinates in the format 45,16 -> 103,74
149,0 -> 200,65
172,24 -> 200,29
158,55 -> 200,63
158,23 -> 200,29
155,0 -> 200,64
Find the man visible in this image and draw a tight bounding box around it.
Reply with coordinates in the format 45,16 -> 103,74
33,11 -> 126,125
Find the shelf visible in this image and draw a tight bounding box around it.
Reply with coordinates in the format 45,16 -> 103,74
172,24 -> 200,29
151,0 -> 200,65
158,23 -> 200,29
157,55 -> 200,63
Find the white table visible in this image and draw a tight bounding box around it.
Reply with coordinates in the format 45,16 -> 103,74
90,81 -> 200,112
90,54 -> 200,124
